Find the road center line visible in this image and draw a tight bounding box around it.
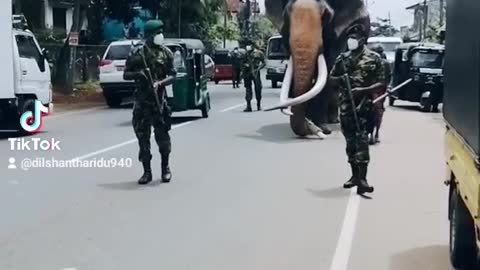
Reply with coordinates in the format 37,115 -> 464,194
219,103 -> 245,113
71,121 -> 194,161
329,189 -> 361,270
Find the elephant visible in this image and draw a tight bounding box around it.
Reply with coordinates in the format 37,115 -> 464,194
264,0 -> 371,137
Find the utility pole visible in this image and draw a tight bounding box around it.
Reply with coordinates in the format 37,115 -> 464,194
246,0 -> 251,38
67,0 -> 81,94
439,0 -> 444,26
423,0 -> 428,41
178,0 -> 182,38
223,0 -> 227,48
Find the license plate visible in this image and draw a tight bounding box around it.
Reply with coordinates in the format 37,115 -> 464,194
116,66 -> 125,71
165,85 -> 174,97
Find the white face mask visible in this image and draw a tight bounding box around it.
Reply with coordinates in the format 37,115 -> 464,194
347,38 -> 359,51
153,33 -> 164,45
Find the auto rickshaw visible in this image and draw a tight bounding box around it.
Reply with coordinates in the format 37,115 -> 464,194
212,48 -> 233,84
390,42 -> 445,112
162,38 -> 211,118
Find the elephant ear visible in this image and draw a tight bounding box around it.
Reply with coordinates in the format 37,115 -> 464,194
265,0 -> 290,30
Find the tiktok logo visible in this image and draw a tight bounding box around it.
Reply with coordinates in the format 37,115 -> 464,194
19,100 -> 49,133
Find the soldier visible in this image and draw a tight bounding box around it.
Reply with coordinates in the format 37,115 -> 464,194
242,43 -> 266,112
330,27 -> 386,195
368,44 -> 391,144
123,20 -> 176,185
231,47 -> 242,89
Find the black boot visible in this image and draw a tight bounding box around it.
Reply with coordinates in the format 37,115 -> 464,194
243,102 -> 252,112
343,163 -> 359,189
357,163 -> 374,194
161,153 -> 172,183
257,101 -> 262,111
138,161 -> 153,185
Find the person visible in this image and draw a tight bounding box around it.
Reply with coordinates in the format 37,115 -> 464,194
330,26 -> 386,195
231,47 -> 242,89
242,43 -> 266,112
368,44 -> 391,144
123,20 -> 176,185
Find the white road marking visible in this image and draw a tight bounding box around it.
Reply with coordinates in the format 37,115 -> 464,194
219,103 -> 245,113
48,106 -> 106,120
71,121 -> 194,161
60,268 -> 77,270
329,189 -> 361,270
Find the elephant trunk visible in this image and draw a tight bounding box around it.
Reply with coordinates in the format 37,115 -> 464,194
289,0 -> 325,136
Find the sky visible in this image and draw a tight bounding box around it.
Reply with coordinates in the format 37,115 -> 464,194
257,0 -> 420,28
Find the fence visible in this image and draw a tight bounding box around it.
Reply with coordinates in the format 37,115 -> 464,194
41,43 -> 108,84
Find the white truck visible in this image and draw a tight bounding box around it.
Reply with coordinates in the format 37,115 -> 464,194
0,0 -> 52,132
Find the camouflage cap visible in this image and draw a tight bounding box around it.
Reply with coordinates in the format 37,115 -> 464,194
144,20 -> 164,38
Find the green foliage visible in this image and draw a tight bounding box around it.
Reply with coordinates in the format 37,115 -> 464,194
34,29 -> 67,45
250,16 -> 277,50
370,21 -> 399,37
425,25 -> 441,43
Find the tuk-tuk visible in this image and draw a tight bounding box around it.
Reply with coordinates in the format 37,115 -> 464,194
390,42 -> 445,112
162,38 -> 211,118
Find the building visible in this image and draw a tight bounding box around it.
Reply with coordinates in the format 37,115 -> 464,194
406,0 -> 446,41
13,0 -> 87,34
225,0 -> 260,22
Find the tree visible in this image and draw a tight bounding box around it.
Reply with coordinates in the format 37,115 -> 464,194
370,18 -> 399,37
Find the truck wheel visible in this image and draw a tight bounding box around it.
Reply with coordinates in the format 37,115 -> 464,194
214,80 -> 219,85
272,80 -> 278,88
105,95 -> 122,108
389,97 -> 396,106
17,99 -> 37,136
201,94 -> 210,118
450,188 -> 478,269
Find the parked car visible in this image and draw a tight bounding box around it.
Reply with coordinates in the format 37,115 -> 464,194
99,39 -> 139,108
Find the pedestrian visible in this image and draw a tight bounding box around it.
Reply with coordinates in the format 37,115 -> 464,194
242,43 -> 266,112
368,44 -> 391,144
231,47 -> 242,89
123,20 -> 176,185
330,26 -> 386,195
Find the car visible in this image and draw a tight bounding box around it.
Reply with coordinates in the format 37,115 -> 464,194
99,39 -> 139,108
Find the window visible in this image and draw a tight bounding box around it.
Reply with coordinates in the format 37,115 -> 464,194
411,50 -> 444,68
16,35 -> 41,62
105,45 -> 132,60
53,7 -> 67,31
267,38 -> 287,60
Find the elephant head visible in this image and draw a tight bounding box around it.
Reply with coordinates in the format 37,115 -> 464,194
265,0 -> 370,137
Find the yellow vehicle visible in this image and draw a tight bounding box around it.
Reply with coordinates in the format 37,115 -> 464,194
444,0 -> 480,268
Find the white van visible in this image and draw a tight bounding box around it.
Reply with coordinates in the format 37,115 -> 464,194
0,12 -> 52,132
266,35 -> 288,88
367,36 -> 403,64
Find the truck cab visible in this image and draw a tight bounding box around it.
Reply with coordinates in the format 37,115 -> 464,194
0,9 -> 52,133
265,35 -> 288,88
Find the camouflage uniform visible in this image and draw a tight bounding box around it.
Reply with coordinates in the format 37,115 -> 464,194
231,49 -> 242,88
123,20 -> 176,185
331,48 -> 385,164
242,48 -> 265,110
125,42 -> 175,163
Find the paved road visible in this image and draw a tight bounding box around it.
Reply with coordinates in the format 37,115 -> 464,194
0,81 -> 451,270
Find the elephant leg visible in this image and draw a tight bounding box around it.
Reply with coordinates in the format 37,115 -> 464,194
327,86 -> 340,123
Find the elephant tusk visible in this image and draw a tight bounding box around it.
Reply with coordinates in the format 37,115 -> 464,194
264,54 -> 328,111
281,107 -> 293,116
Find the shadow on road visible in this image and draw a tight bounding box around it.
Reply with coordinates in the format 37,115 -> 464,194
390,245 -> 453,270
116,116 -> 203,127
306,187 -> 351,199
98,179 -> 164,191
238,123 -> 341,144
